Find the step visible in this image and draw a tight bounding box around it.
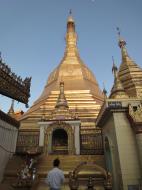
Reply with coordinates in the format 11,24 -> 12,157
4,154 -> 105,182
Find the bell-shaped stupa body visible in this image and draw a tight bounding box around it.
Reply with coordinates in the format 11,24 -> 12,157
20,14 -> 104,129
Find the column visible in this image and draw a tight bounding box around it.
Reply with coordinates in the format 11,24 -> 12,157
48,132 -> 52,154
74,124 -> 80,155
39,125 -> 45,146
136,133 -> 142,180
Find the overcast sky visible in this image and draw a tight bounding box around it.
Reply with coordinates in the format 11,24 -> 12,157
0,0 -> 142,113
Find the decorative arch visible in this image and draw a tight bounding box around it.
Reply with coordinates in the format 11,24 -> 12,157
44,121 -> 75,155
73,161 -> 107,178
69,161 -> 112,190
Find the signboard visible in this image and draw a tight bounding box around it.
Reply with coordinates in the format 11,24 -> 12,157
108,101 -> 122,108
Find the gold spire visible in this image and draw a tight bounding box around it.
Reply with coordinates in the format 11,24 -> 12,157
112,56 -> 118,79
117,28 -> 142,98
21,14 -> 104,122
64,11 -> 79,59
102,82 -> 107,99
110,58 -> 128,99
8,99 -> 15,116
55,81 -> 69,109
52,81 -> 72,120
67,9 -> 74,23
117,27 -> 132,63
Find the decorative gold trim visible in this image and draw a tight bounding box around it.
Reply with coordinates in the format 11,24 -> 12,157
129,104 -> 142,123
44,121 -> 75,154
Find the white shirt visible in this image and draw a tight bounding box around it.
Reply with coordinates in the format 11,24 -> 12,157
45,167 -> 65,189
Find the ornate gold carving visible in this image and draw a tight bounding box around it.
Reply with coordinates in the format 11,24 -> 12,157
136,88 -> 142,98
44,121 -> 75,154
129,104 -> 142,123
69,161 -> 109,189
0,59 -> 31,105
16,132 -> 40,154
18,15 -> 104,160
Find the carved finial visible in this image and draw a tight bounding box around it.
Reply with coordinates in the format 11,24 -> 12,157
116,27 -> 121,39
55,81 -> 69,109
69,9 -> 72,15
116,27 -> 127,49
67,9 -> 74,23
103,82 -> 107,98
65,10 -> 78,58
8,99 -> 14,116
110,59 -> 129,99
112,56 -> 118,79
0,52 -> 2,62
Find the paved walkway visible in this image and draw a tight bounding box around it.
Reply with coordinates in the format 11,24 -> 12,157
0,181 -> 104,190
32,181 -> 104,190
0,184 -> 14,190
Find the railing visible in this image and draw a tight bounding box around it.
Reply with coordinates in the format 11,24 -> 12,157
16,146 -> 43,155
0,58 -> 31,105
80,129 -> 104,155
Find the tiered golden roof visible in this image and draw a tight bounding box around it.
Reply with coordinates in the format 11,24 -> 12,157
19,14 -> 104,130
118,36 -> 142,98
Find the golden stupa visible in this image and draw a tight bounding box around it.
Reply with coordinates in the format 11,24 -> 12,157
4,13 -> 106,184
19,14 -> 104,131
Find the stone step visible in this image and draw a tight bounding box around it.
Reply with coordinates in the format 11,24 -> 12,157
4,154 -> 105,183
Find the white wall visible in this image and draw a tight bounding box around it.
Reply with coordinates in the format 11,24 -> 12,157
103,116 -> 123,190
0,119 -> 18,182
113,112 -> 141,190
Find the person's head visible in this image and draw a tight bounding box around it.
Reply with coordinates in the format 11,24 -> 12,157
53,158 -> 60,167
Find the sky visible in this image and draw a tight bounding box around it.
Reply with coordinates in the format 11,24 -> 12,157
0,0 -> 142,113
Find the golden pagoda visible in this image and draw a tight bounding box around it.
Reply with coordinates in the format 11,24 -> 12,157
96,31 -> 142,190
20,13 -> 103,123
118,33 -> 142,98
4,14 -> 107,188
16,13 -> 104,155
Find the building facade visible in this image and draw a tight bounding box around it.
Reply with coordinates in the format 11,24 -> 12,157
3,14 -> 142,190
16,14 -> 104,157
96,36 -> 142,190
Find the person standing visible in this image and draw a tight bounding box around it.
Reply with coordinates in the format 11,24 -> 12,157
45,158 -> 65,190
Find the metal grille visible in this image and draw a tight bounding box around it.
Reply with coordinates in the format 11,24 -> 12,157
80,129 -> 104,155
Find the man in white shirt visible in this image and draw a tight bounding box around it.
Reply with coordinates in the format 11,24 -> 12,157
45,158 -> 65,190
